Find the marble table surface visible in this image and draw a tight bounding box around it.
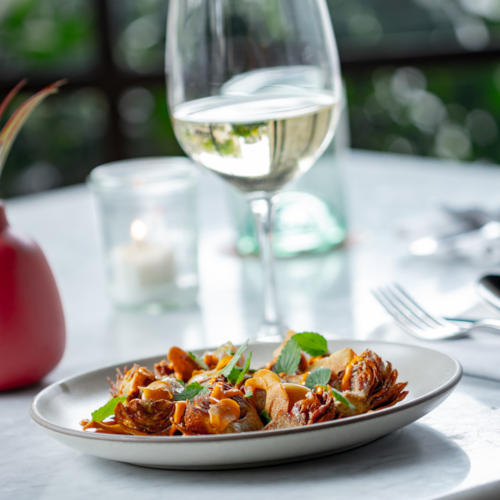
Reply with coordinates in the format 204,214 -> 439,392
2,150 -> 500,500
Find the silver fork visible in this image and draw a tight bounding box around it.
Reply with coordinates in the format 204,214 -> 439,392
372,283 -> 500,340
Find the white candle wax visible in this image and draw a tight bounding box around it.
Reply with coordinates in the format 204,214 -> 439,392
110,220 -> 176,305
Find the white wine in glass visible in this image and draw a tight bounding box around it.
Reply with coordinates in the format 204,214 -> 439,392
172,90 -> 338,193
167,0 -> 342,340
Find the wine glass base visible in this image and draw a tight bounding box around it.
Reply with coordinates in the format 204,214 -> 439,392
254,322 -> 287,343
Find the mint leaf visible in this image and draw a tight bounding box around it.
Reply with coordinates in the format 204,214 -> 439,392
188,351 -> 209,370
319,385 -> 356,410
305,367 -> 331,390
227,350 -> 253,385
295,332 -> 328,357
236,351 -> 252,385
330,387 -> 355,409
176,379 -> 185,387
274,337 -> 301,374
227,366 -> 242,385
244,389 -> 253,399
91,396 -> 126,422
260,409 -> 272,425
218,340 -> 249,378
173,382 -> 209,402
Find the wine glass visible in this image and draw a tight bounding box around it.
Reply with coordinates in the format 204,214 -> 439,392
166,0 -> 342,341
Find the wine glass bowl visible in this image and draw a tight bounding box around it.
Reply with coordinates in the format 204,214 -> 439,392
166,0 -> 342,340
171,85 -> 337,193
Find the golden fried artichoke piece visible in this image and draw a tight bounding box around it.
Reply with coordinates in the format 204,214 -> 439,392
339,350 -> 409,415
114,398 -> 175,435
307,348 -> 357,382
108,364 -> 155,401
245,369 -> 281,391
280,374 -> 306,384
265,383 -> 310,419
139,376 -> 184,401
177,382 -> 264,435
264,389 -> 341,430
291,389 -> 341,424
245,372 -> 312,418
168,346 -> 201,382
154,359 -> 174,379
263,410 -> 302,430
245,387 -> 266,413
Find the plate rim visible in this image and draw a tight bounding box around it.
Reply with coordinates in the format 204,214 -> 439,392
30,339 -> 463,444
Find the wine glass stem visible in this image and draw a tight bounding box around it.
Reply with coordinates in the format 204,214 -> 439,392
248,195 -> 285,341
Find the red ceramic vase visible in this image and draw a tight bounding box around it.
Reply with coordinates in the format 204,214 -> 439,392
0,201 -> 65,391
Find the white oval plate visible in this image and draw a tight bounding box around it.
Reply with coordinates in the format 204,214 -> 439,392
31,340 -> 462,470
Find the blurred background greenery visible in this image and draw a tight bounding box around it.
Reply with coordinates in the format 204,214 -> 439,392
1,0 -> 500,197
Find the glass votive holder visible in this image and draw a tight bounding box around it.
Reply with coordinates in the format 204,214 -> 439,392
88,157 -> 199,312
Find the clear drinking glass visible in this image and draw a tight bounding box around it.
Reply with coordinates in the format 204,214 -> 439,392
166,0 -> 342,341
89,158 -> 199,312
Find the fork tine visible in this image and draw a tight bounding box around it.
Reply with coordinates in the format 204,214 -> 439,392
372,285 -> 468,341
372,287 -> 429,335
390,283 -> 447,327
382,285 -> 439,329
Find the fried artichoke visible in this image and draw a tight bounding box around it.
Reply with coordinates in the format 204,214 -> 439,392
337,350 -> 409,415
83,337 -> 409,438
176,381 -> 264,435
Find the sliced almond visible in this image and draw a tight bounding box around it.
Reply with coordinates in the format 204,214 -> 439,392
209,398 -> 241,431
308,348 -> 357,378
245,369 -> 281,391
282,383 -> 310,407
265,384 -> 290,419
139,380 -> 173,401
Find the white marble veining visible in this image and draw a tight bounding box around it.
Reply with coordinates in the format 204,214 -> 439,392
2,150 -> 500,499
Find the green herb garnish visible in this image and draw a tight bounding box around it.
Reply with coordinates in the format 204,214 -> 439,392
172,382 -> 209,402
305,367 -> 331,390
176,379 -> 185,387
218,340 -> 249,378
227,354 -> 254,385
91,396 -> 126,422
227,366 -> 242,385
274,337 -> 301,375
244,389 -> 254,399
274,332 -> 328,375
235,351 -> 252,385
260,409 -> 272,425
319,385 -> 356,410
295,332 -> 328,357
189,351 -> 209,370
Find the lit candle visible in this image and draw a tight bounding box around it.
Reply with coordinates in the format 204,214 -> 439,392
110,219 -> 175,305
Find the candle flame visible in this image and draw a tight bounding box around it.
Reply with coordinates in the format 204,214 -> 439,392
131,219 -> 147,243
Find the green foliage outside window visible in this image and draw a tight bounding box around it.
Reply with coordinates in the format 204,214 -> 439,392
2,0 -> 500,197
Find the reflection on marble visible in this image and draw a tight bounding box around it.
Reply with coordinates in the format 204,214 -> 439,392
106,308 -> 207,361
36,424 -> 468,500
240,249 -> 353,338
